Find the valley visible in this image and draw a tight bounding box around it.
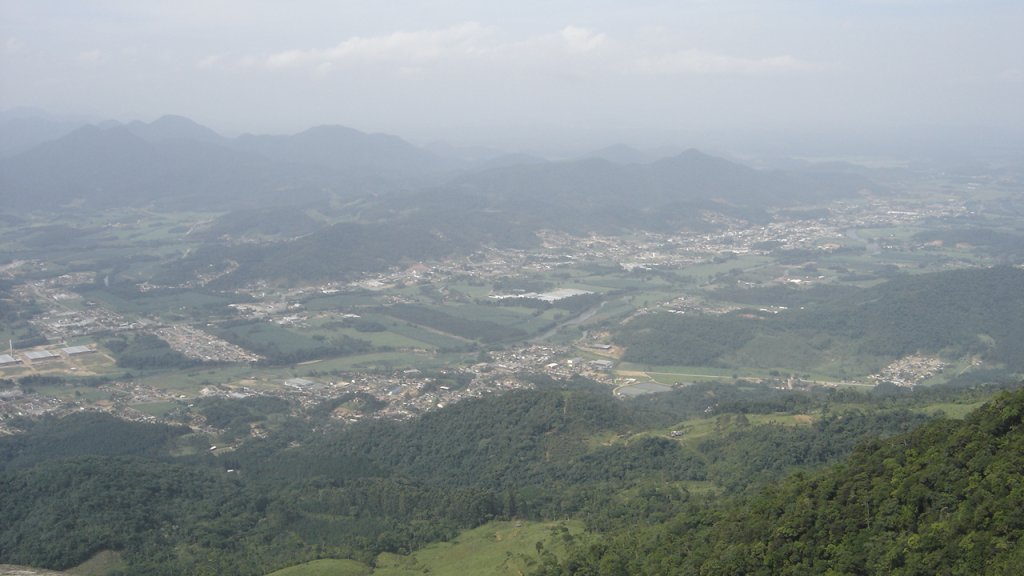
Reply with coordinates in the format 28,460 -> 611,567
1,115 -> 1022,576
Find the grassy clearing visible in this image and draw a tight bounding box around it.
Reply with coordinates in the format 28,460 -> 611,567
436,303 -> 534,326
916,402 -> 988,419
68,550 -> 128,576
617,363 -> 737,378
301,351 -> 465,372
385,322 -> 471,349
375,520 -> 585,576
214,322 -> 322,354
34,387 -> 111,402
266,559 -> 371,576
129,401 -> 181,417
645,373 -> 714,385
447,283 -> 494,298
266,521 -> 586,576
302,324 -> 428,349
629,412 -> 819,445
303,294 -> 382,310
681,256 -> 775,279
82,289 -> 232,317
0,365 -> 32,378
137,364 -> 262,395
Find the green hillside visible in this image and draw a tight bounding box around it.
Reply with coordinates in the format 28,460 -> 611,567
4,382 -> 1012,575
536,387 -> 1024,575
615,266 -> 1024,377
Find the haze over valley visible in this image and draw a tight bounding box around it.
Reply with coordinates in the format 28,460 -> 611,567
1,2 -> 1023,575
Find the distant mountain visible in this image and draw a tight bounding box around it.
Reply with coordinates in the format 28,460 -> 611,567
0,116 -> 88,158
0,115 -> 469,213
471,152 -> 549,171
643,145 -> 686,159
0,116 -> 884,259
123,115 -> 231,147
233,124 -> 453,177
422,141 -> 510,163
0,125 -> 355,210
582,143 -> 655,164
451,149 -> 879,207
748,156 -> 915,183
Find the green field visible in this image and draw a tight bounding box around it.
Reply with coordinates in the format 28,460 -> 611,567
916,401 -> 988,419
296,350 -> 468,372
384,321 -> 472,349
85,289 -> 232,317
266,520 -> 586,576
213,322 -> 325,354
266,559 -> 370,576
303,320 -> 429,349
303,293 -> 382,310
129,401 -> 181,417
32,386 -> 112,402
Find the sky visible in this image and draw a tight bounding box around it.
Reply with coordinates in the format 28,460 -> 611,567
1,1 -> 1022,151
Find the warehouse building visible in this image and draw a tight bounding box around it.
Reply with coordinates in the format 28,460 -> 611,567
62,345 -> 97,357
24,350 -> 61,362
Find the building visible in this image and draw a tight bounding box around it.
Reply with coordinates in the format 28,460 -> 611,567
62,345 -> 97,357
0,354 -> 21,366
24,350 -> 61,362
285,378 -> 322,389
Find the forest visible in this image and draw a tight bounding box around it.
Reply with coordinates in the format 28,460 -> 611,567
2,381 -> 1021,575
616,266 -> 1024,373
533,388 -> 1024,576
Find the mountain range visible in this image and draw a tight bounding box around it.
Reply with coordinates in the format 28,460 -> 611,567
1,113 -> 883,214
0,113 -> 890,286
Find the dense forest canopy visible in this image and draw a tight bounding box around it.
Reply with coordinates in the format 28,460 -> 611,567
616,266 -> 1024,372
535,388 -> 1024,576
3,382 -> 1021,575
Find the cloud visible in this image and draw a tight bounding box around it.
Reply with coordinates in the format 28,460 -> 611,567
72,50 -> 106,65
4,37 -> 25,55
256,22 -> 818,80
997,68 -> 1023,83
266,22 -> 494,70
637,49 -> 821,75
560,26 -> 606,54
262,23 -> 608,75
197,54 -> 224,70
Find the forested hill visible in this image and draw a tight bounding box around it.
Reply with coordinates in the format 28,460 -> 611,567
0,412 -> 189,472
793,265 -> 1024,365
230,389 -> 668,489
0,383 -> 967,575
152,221 -> 471,287
617,266 -> 1024,371
0,125 -> 356,211
2,116 -> 883,245
370,149 -> 882,236
449,149 -> 880,208
537,387 -> 1024,576
149,149 -> 886,286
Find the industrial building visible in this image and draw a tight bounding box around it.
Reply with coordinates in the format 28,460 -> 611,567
24,350 -> 61,362
62,345 -> 97,357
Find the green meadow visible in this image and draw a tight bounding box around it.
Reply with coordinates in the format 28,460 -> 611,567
266,520 -> 586,576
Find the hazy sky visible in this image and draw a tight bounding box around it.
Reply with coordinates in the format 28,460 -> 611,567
1,1 -> 1022,148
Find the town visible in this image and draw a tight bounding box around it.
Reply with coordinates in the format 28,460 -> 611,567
0,184 -> 1014,440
